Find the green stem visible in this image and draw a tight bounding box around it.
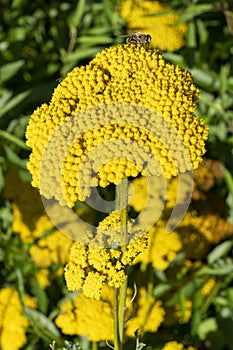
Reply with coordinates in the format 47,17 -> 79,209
114,288 -> 120,350
114,178 -> 129,350
92,341 -> 98,350
118,272 -> 128,344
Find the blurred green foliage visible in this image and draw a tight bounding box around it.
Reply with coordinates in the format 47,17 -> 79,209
0,0 -> 233,349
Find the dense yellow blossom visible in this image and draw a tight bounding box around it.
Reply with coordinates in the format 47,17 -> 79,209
0,288 -> 36,350
162,341 -> 196,350
3,170 -> 73,267
134,225 -> 182,270
4,170 -> 48,242
36,269 -> 51,288
120,0 -> 187,51
129,176 -> 149,212
130,171 -> 232,263
55,286 -> 164,341
178,211 -> 233,259
26,44 -> 208,207
125,288 -> 165,337
65,211 -> 148,298
55,286 -> 115,341
29,230 -> 72,268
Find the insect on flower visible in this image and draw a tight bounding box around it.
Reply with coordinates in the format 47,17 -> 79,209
121,32 -> 152,45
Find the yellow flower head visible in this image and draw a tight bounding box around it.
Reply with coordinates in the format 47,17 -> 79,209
178,211 -> 233,259
65,211 -> 149,298
134,224 -> 182,270
125,288 -> 165,337
55,286 -> 115,341
162,341 -> 196,350
120,0 -> 187,51
26,44 -> 208,208
3,170 -> 72,268
55,285 -> 164,341
0,288 -> 36,350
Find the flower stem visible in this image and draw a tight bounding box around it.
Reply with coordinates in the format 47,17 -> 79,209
114,288 -> 121,350
114,178 -> 128,350
92,341 -> 98,350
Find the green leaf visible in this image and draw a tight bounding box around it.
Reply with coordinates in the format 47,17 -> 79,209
0,90 -> 30,118
77,35 -> 113,45
0,60 -> 24,84
152,283 -> 172,298
23,307 -> 61,341
187,21 -> 197,48
166,278 -> 204,306
16,268 -> 26,304
179,4 -> 214,22
163,52 -> 185,65
196,19 -> 209,45
191,289 -> 203,337
226,192 -> 233,224
190,68 -> 220,90
224,167 -> 233,193
2,145 -> 28,168
60,47 -> 100,65
219,64 -> 231,96
198,264 -> 233,276
226,288 -> 233,310
207,241 -> 233,265
0,130 -> 29,150
0,166 -> 4,192
197,318 -> 218,340
67,0 -> 86,28
31,276 -> 49,314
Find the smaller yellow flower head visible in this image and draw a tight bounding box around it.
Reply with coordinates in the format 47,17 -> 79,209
162,341 -> 196,350
55,286 -> 115,341
3,170 -> 72,267
65,211 -> 149,299
134,225 -> 182,270
0,288 -> 36,350
120,0 -> 187,51
125,288 -> 165,337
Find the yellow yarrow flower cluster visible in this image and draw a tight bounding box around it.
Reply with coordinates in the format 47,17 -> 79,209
55,286 -> 164,341
120,0 -> 187,51
178,211 -> 233,259
162,341 -> 196,350
55,286 -> 115,342
0,288 -> 36,350
29,230 -> 72,268
125,288 -> 165,337
130,174 -> 232,263
134,225 -> 182,270
129,176 -> 182,270
65,211 -> 148,299
35,269 -> 51,288
3,171 -> 72,268
26,44 -> 208,208
3,170 -> 47,242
